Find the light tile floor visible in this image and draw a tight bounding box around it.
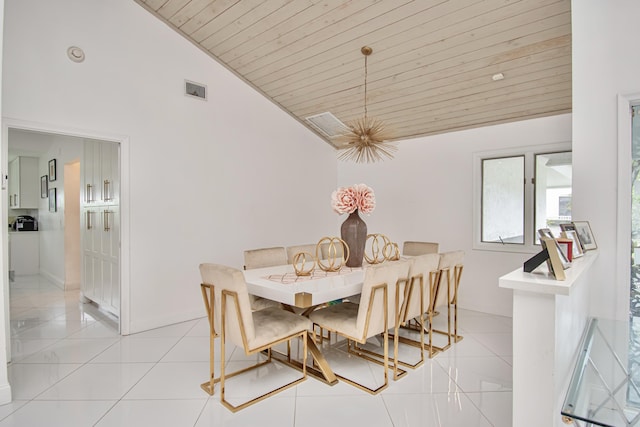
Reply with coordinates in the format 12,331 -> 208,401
1,275 -> 513,426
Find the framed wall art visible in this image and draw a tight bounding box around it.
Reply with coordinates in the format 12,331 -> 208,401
49,188 -> 57,212
48,159 -> 57,182
40,175 -> 48,198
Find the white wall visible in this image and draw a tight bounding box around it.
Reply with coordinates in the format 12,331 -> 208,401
63,161 -> 80,290
572,0 -> 640,320
37,135 -> 82,288
7,130 -> 83,289
338,113 -> 572,317
2,0 -> 337,333
0,0 -> 11,406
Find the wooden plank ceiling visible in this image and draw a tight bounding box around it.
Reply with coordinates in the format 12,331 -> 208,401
134,0 -> 571,148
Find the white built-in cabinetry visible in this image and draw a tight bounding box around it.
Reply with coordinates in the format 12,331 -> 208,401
81,140 -> 120,316
9,232 -> 39,275
8,156 -> 39,209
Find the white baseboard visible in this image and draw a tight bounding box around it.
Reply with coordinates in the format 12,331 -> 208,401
39,270 -> 64,290
0,382 -> 12,404
65,281 -> 80,291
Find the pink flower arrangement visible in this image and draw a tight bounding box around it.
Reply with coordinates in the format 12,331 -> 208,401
331,184 -> 376,215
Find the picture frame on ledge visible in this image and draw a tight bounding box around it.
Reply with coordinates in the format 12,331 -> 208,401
572,221 -> 597,251
537,228 -> 554,245
540,236 -> 568,281
561,230 -> 584,259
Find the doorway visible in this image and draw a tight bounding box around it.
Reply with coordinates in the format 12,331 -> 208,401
2,122 -> 126,361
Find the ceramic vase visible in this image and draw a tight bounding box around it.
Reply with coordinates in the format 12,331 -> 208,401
341,209 -> 367,267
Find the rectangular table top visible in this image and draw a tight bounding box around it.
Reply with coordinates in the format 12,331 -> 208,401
243,264 -> 365,308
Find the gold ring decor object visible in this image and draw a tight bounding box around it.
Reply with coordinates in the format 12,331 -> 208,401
316,236 -> 349,272
383,241 -> 400,261
364,233 -> 391,264
293,252 -> 315,276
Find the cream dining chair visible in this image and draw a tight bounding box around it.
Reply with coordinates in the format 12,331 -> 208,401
432,250 -> 465,343
350,259 -> 412,380
309,262 -> 403,394
243,246 -> 287,311
286,244 -> 317,264
402,241 -> 439,256
199,263 -> 311,412
393,253 -> 444,360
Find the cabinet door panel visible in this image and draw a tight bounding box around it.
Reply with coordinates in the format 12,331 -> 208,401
83,140 -> 102,203
82,253 -> 95,300
100,142 -> 119,204
101,259 -> 119,314
100,207 -> 119,259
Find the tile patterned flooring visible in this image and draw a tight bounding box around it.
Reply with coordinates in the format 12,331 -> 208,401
1,275 -> 513,426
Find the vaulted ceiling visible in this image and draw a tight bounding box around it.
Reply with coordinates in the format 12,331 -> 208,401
134,0 -> 572,148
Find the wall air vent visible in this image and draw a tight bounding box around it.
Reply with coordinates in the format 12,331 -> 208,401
305,112 -> 349,138
185,80 -> 207,100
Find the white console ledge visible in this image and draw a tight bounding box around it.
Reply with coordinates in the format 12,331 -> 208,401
499,250 -> 598,296
499,250 -> 598,427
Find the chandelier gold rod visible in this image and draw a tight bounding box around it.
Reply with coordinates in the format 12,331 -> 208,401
363,52 -> 368,121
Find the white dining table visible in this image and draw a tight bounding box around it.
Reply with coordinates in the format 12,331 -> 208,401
242,264 -> 365,309
242,264 -> 367,386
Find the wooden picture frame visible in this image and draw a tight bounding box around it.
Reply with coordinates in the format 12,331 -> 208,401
48,188 -> 57,212
48,159 -> 57,182
40,175 -> 48,198
541,236 -> 567,280
537,228 -> 554,245
572,221 -> 597,251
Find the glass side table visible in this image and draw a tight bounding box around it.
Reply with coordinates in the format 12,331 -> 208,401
562,317 -> 640,426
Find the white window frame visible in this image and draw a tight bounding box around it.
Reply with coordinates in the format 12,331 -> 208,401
473,141 -> 572,254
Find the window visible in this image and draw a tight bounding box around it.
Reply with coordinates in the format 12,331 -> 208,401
474,143 -> 572,253
482,156 -> 525,244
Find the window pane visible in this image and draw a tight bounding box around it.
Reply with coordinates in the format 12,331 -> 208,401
482,156 -> 524,244
535,152 -> 572,241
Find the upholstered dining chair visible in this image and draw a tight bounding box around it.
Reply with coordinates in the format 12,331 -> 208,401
199,263 -> 311,412
243,246 -> 287,311
432,250 -> 465,343
319,240 -> 346,260
402,241 -> 439,256
350,259 -> 412,380
286,244 -> 317,264
393,253 -> 443,360
309,262 -> 403,394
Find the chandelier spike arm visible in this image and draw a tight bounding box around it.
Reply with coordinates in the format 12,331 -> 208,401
337,46 -> 395,163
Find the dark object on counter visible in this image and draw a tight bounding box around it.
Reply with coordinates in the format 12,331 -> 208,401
12,215 -> 37,231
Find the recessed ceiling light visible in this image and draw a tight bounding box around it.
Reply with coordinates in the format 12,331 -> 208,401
492,72 -> 505,81
67,46 -> 85,63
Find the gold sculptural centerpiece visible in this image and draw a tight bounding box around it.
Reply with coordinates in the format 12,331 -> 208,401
292,252 -> 315,276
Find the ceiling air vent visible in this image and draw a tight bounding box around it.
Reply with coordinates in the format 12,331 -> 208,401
305,112 -> 349,138
185,80 -> 207,100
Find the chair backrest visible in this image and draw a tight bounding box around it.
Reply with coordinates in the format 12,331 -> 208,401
356,262 -> 403,340
199,263 -> 255,349
434,250 -> 464,308
243,247 -> 287,269
403,253 -> 441,321
286,244 -> 317,264
402,241 -> 439,256
319,240 -> 346,260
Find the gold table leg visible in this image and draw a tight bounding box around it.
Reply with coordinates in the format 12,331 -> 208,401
264,332 -> 338,386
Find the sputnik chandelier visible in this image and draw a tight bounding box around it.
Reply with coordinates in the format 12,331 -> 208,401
338,46 -> 396,163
